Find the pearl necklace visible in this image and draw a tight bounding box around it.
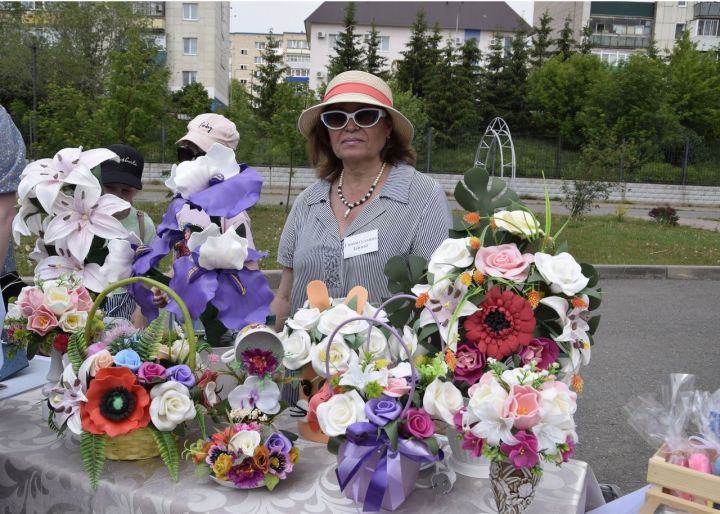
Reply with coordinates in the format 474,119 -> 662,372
337,162 -> 386,219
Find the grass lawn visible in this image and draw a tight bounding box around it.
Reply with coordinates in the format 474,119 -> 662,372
13,204 -> 720,276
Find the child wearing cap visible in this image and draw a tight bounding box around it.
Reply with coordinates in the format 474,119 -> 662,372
99,144 -> 156,323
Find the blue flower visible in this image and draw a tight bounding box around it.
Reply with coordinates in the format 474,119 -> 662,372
113,349 -> 142,372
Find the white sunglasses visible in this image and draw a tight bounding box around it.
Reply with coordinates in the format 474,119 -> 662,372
320,107 -> 387,130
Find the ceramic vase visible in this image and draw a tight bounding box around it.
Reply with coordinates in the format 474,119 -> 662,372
489,460 -> 541,514
446,427 -> 491,478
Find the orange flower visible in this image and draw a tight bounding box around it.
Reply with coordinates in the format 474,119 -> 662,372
459,272 -> 472,287
444,350 -> 457,372
192,441 -> 212,464
489,217 -> 497,230
212,426 -> 235,446
415,292 -> 429,309
253,445 -> 270,473
463,212 -> 480,225
571,373 -> 584,394
289,446 -> 300,464
527,290 -> 544,309
80,367 -> 150,437
469,237 -> 481,250
571,297 -> 589,309
473,270 -> 486,285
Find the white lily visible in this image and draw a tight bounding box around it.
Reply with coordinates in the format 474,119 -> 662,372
28,238 -> 49,263
48,365 -> 88,435
339,363 -> 389,390
165,143 -> 239,198
99,234 -> 142,283
11,199 -> 45,244
35,245 -> 107,293
18,147 -> 116,213
43,185 -> 130,262
540,295 -> 592,368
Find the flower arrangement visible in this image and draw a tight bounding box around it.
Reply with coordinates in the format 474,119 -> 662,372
12,147 -> 137,293
128,143 -> 273,345
46,278 -> 211,489
4,274 -> 98,359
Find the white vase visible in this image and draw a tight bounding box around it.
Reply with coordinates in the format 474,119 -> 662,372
41,349 -> 66,419
447,427 -> 491,478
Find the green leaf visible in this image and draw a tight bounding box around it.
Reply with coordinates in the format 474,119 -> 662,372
264,473 -> 280,491
587,314 -> 601,335
423,436 -> 440,455
137,311 -> 168,361
457,167 -> 519,216
554,241 -> 570,255
200,304 -> 229,347
327,436 -> 343,455
580,263 -> 599,288
417,323 -> 439,343
80,431 -> 106,490
149,427 -> 180,481
67,331 -> 88,374
346,296 -> 358,312
195,406 -> 208,440
383,420 -> 399,451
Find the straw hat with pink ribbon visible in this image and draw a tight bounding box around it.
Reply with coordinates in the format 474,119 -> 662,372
297,70 -> 415,146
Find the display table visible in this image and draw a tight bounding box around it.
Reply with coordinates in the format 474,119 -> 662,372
0,390 -> 605,513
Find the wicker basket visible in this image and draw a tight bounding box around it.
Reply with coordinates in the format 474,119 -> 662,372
83,276 -> 197,462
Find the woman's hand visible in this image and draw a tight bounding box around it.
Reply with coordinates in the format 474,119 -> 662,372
270,267 -> 293,331
152,287 -> 169,308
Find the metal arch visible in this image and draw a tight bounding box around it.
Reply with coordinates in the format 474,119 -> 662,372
473,117 -> 516,179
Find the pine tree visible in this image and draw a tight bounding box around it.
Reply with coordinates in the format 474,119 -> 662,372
646,36 -> 660,60
326,2 -> 364,80
395,10 -> 429,97
252,31 -> 287,120
504,31 -> 530,127
530,10 -> 553,68
579,22 -> 594,54
364,22 -> 388,78
555,16 -> 577,61
481,33 -> 506,123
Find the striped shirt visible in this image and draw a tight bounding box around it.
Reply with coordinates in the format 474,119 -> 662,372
278,163 -> 452,313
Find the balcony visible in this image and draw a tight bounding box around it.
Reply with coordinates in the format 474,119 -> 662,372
694,2 -> 720,18
590,34 -> 651,49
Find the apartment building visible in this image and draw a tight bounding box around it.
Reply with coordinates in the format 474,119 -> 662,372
533,1 -> 720,65
229,31 -> 311,91
304,1 -> 531,90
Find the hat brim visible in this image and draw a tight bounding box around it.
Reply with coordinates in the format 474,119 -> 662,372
176,131 -> 217,154
297,93 -> 414,147
100,168 -> 143,190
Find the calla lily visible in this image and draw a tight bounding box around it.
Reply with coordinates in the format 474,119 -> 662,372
18,147 -> 117,213
35,245 -> 107,293
43,186 -> 130,262
413,278 -> 479,350
540,295 -> 592,368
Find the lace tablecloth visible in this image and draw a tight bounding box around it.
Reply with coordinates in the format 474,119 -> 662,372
0,390 -> 605,513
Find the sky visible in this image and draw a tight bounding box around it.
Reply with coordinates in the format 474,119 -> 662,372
230,1 -> 535,34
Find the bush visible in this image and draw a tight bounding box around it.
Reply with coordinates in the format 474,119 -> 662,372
648,206 -> 679,226
561,180 -> 615,218
632,162 -> 680,184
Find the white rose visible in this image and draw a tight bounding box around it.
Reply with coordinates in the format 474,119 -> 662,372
466,376 -> 508,423
539,381 -> 577,428
58,311 -> 87,333
281,329 -> 313,370
423,378 -> 464,425
317,303 -> 369,336
149,381 -> 197,431
316,389 -> 367,437
6,303 -> 22,320
40,279 -> 62,292
44,286 -> 72,315
493,210 -> 543,238
286,307 -> 321,331
359,328 -> 389,360
534,252 -> 589,296
310,337 -> 359,377
228,429 -> 262,456
427,238 -> 474,279
170,339 -> 190,363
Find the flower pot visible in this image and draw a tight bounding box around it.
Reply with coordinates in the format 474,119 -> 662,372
447,427 -> 490,478
105,426 -> 160,460
489,460 -> 541,514
0,342 -> 29,380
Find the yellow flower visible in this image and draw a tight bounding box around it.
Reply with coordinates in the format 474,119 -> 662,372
571,297 -> 589,309
212,453 -> 234,480
473,270 -> 486,285
469,237 -> 481,250
289,446 -> 300,465
527,290 -> 544,309
459,272 -> 472,287
374,358 -> 388,370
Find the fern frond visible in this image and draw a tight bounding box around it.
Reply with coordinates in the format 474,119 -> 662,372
137,311 -> 168,361
149,426 -> 179,481
80,431 -> 107,490
47,411 -> 67,438
67,332 -> 88,373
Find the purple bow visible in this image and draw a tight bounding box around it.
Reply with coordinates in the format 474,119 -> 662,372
336,421 -> 443,512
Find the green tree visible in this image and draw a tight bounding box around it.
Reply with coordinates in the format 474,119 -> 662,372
223,79 -> 262,164
395,10 -> 429,97
579,22 -> 594,54
252,31 -> 287,120
171,82 -> 212,119
480,33 -> 507,123
364,22 -> 388,78
326,2 -> 364,80
529,10 -> 553,68
35,84 -> 102,155
554,16 -> 576,61
503,31 -> 530,127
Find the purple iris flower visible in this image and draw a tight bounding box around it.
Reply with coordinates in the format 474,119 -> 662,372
187,165 -> 262,219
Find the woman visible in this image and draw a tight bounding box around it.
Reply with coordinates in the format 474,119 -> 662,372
272,70 -> 452,326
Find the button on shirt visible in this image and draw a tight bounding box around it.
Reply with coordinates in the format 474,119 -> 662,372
278,163 -> 452,313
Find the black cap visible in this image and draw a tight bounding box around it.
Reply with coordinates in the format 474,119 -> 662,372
100,144 -> 144,190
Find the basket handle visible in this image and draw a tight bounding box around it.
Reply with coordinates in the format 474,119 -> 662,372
84,276 -> 197,370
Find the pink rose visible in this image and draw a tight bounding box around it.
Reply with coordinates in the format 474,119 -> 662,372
70,287 -> 93,312
27,305 -> 59,336
503,384 -> 542,430
453,342 -> 485,385
399,408 -> 435,439
137,362 -> 167,384
90,350 -> 115,376
520,337 -> 560,370
18,286 -> 45,317
383,377 -> 412,398
156,344 -> 170,360
474,243 -> 534,282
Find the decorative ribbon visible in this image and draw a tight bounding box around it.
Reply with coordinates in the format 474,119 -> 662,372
336,421 -> 443,512
323,82 -> 392,107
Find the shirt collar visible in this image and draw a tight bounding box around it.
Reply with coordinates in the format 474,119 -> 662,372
304,163 -> 412,206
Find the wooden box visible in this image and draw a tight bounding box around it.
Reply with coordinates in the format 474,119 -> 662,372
640,444 -> 720,514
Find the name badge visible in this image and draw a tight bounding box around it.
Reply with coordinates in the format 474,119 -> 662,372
343,229 -> 378,259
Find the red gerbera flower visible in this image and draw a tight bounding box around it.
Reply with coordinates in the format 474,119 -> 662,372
463,287 -> 536,360
80,367 -> 151,437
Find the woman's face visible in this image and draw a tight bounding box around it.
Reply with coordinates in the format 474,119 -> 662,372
324,103 -> 392,166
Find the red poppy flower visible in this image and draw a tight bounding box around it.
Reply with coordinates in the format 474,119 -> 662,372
80,367 -> 151,437
463,287 -> 536,360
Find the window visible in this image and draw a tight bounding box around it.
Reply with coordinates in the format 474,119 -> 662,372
287,68 -> 310,77
240,64 -> 247,70
254,56 -> 265,64
698,19 -> 720,36
255,41 -> 265,50
678,1 -> 687,7
183,37 -> 197,55
613,24 -> 627,35
286,54 -> 310,63
287,39 -> 309,49
182,71 -> 197,86
240,79 -> 247,84
240,49 -> 248,55
596,51 -> 629,65
595,23 -> 605,33
329,34 -> 338,47
182,3 -> 198,20
379,36 -> 390,51
675,23 -> 686,39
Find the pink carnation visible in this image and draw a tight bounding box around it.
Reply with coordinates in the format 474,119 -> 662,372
474,243 -> 534,282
